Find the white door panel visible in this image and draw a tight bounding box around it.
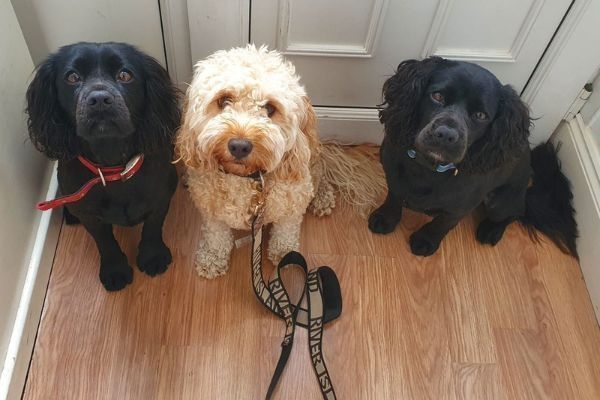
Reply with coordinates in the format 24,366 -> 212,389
183,0 -> 576,142
251,0 -> 571,107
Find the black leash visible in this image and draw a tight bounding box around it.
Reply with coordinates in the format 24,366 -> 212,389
248,173 -> 342,400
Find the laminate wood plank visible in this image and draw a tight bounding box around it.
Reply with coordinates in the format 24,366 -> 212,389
453,363 -> 502,400
23,162 -> 600,400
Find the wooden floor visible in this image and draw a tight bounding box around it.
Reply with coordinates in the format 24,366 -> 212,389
24,173 -> 600,399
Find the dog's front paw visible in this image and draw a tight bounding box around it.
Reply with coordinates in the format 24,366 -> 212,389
268,236 -> 298,266
99,260 -> 133,291
409,231 -> 440,256
194,243 -> 230,279
137,241 -> 172,277
368,208 -> 399,234
476,218 -> 506,246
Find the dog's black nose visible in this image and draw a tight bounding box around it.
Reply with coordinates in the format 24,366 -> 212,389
86,90 -> 114,110
228,139 -> 253,159
433,126 -> 459,144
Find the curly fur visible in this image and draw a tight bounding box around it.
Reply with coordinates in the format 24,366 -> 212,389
522,142 -> 578,257
379,57 -> 446,135
176,45 -> 334,278
379,57 -> 531,174
27,58 -> 79,159
26,42 -> 181,291
135,51 -> 182,155
370,56 -> 577,257
460,85 -> 531,173
27,42 -> 179,160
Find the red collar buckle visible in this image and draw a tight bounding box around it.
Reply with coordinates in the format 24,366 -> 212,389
120,154 -> 143,181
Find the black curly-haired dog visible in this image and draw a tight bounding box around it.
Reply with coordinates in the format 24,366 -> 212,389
27,42 -> 180,290
369,57 -> 577,257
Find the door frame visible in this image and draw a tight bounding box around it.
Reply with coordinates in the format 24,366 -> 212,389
161,0 -> 599,144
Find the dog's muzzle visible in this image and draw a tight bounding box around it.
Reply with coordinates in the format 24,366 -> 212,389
76,83 -> 133,136
228,138 -> 253,159
415,115 -> 468,164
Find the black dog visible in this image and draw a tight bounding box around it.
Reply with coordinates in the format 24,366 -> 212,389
27,42 -> 180,290
369,57 -> 577,257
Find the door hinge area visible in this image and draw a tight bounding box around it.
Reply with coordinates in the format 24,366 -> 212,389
564,83 -> 593,121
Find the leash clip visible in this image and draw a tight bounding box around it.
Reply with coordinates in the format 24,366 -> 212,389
249,171 -> 266,219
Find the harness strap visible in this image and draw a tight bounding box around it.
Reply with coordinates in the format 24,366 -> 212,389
250,196 -> 341,400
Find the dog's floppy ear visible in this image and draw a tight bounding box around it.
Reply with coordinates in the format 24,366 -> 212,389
174,96 -> 204,169
379,57 -> 444,133
26,56 -> 78,160
272,96 -> 318,182
462,84 -> 530,173
137,53 -> 181,155
300,96 -> 320,160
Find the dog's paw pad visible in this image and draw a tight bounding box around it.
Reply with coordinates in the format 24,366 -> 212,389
137,243 -> 172,277
476,219 -> 505,245
409,232 -> 439,256
100,264 -> 133,291
368,211 -> 397,234
138,253 -> 172,276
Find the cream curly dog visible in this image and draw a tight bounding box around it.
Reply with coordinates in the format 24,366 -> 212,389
176,45 -> 336,278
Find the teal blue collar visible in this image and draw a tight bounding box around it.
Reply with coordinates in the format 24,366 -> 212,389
407,149 -> 458,175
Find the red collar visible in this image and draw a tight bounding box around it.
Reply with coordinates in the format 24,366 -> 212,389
37,154 -> 144,211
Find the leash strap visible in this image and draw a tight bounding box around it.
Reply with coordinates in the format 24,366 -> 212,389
249,176 -> 341,400
37,154 -> 144,211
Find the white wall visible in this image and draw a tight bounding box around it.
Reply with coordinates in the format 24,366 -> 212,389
1,1 -> 168,398
11,0 -> 166,66
0,0 -> 53,396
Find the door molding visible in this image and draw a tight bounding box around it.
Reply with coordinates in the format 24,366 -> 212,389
523,0 -> 599,143
276,0 -> 389,58
421,0 -> 546,63
315,107 -> 383,143
159,0 -> 192,87
165,0 -> 600,145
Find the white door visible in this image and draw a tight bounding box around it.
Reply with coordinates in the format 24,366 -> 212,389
252,0 -> 569,105
185,0 -> 572,142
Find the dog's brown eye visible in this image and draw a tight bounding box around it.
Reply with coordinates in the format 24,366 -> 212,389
65,71 -> 81,84
217,96 -> 232,108
264,103 -> 276,117
473,111 -> 488,120
117,70 -> 133,82
431,92 -> 444,104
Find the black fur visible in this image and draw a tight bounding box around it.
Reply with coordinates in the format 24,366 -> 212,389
27,42 -> 180,290
522,142 -> 578,257
369,57 -> 577,257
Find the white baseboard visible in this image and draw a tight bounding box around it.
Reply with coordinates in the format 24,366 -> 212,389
553,115 -> 600,320
0,163 -> 61,400
314,106 -> 384,144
